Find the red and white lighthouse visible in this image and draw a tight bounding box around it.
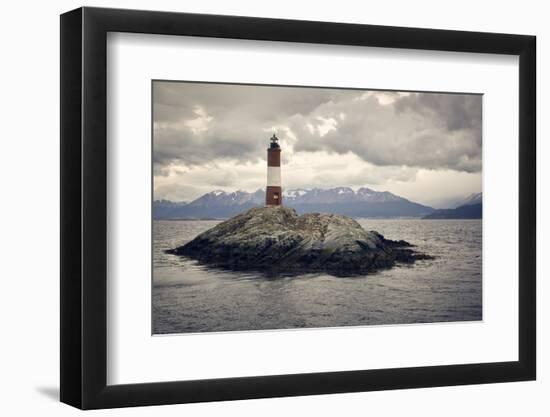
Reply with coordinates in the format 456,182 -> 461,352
266,134 -> 282,206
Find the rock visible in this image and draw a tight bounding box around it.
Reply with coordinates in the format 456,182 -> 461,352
166,206 -> 431,276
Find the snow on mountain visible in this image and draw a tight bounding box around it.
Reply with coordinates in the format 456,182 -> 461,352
154,187 -> 435,219
457,192 -> 483,207
283,189 -> 308,199
186,189 -> 264,208
423,192 -> 482,219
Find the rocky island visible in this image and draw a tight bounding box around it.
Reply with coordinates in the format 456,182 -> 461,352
166,206 -> 431,276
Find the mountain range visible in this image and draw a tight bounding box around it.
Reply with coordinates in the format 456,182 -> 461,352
454,192 -> 482,208
422,193 -> 482,219
153,187 -> 436,219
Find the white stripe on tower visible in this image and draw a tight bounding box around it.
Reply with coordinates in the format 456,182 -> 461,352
267,166 -> 281,187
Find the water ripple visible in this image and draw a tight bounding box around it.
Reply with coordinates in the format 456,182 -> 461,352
153,219 -> 482,334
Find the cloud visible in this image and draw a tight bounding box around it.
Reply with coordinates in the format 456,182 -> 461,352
153,83 -> 481,172
152,82 -> 363,168
291,92 -> 482,172
152,81 -> 482,203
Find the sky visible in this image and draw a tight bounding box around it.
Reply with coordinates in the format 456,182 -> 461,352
153,81 -> 482,208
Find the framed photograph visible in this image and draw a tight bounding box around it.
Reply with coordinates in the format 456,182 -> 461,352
60,7 -> 536,409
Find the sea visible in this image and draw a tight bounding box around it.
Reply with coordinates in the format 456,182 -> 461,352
152,219 -> 482,334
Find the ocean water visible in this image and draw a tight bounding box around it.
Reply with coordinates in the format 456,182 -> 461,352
152,219 -> 482,334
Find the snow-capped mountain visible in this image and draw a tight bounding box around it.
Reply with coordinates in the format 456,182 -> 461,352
281,187 -> 432,217
154,187 -> 435,219
423,192 -> 482,219
455,192 -> 482,207
282,187 -> 404,205
186,189 -> 264,208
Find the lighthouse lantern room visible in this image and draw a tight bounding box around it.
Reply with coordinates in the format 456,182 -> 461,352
266,134 -> 282,206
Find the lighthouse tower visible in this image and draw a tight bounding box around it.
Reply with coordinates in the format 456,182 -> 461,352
266,134 -> 282,206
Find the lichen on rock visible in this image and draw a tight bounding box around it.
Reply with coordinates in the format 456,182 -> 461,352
166,206 -> 431,276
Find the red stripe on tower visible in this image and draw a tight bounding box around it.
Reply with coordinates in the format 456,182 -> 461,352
266,134 -> 282,206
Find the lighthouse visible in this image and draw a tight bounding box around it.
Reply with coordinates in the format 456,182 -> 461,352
266,134 -> 282,206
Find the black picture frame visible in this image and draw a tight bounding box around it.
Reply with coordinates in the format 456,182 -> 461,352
60,6 -> 536,410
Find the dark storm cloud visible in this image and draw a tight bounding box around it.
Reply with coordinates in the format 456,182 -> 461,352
153,122 -> 265,166
395,92 -> 482,131
153,82 -> 359,168
291,92 -> 482,172
153,82 -> 482,173
153,81 -> 354,123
